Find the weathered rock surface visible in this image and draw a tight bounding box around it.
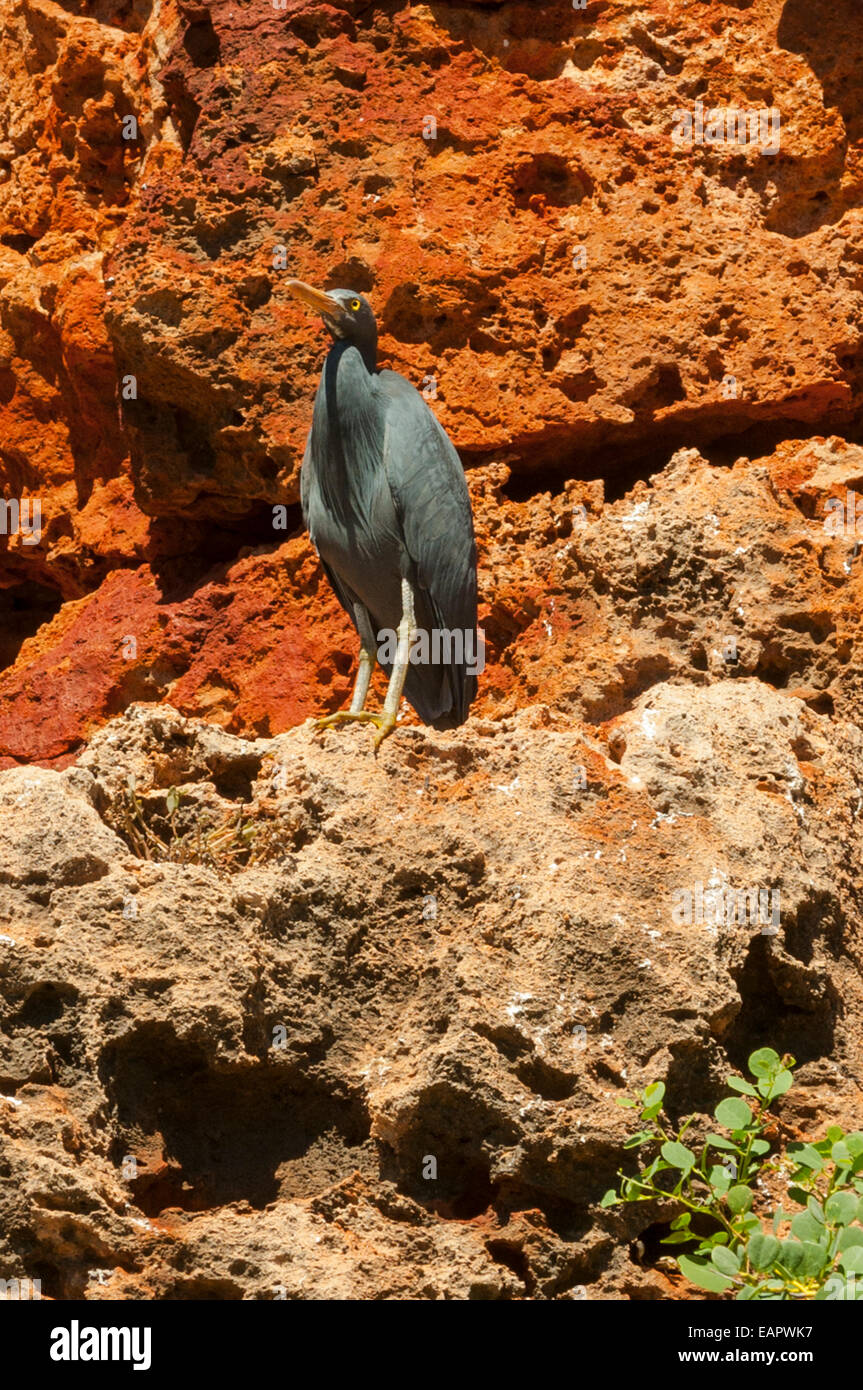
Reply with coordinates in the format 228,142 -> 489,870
1,696 -> 861,1299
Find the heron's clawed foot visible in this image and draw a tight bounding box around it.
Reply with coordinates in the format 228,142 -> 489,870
313,710 -> 382,732
371,712 -> 397,753
312,708 -> 398,751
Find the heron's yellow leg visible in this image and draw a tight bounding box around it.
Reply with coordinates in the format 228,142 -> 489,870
372,578 -> 415,751
313,602 -> 375,730
314,582 -> 415,752
313,645 -> 382,730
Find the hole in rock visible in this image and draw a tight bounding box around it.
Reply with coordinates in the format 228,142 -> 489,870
428,0 -> 605,82
0,232 -> 38,254
183,14 -> 221,68
327,259 -> 374,293
235,275 -> 272,310
515,1056 -> 577,1101
379,1142 -> 499,1221
492,413 -> 863,511
783,892 -> 845,965
0,582 -> 63,671
100,1027 -> 373,1214
661,1041 -> 725,1121
722,934 -> 837,1070
630,1218 -> 681,1267
485,1239 -> 533,1292
159,65 -> 202,152
30,1262 -> 66,1301
196,209 -> 250,261
513,153 -> 594,209
778,0 -> 863,146
147,501 -> 300,603
15,982 -> 79,1029
206,754 -> 263,803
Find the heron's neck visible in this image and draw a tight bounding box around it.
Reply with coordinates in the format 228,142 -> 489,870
314,344 -> 383,516
328,334 -> 376,374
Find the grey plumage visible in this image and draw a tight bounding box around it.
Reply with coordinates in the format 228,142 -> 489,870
292,281 -> 478,733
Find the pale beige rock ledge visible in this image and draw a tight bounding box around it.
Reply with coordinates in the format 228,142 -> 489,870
1,689 -> 861,1299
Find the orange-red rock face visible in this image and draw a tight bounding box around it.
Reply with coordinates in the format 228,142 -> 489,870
1,0 -> 862,763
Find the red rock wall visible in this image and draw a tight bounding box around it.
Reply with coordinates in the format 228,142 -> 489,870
1,0 -> 862,764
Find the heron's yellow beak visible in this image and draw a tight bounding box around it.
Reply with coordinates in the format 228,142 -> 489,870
286,279 -> 345,319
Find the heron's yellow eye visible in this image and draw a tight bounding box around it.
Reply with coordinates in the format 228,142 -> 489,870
350,298 -> 361,311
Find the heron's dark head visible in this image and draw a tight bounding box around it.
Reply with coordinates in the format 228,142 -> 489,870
287,280 -> 377,371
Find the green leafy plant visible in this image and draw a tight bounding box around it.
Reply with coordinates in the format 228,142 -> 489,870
601,1048 -> 863,1299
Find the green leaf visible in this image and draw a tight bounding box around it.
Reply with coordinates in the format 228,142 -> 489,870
737,1284 -> 758,1300
778,1239 -> 829,1277
787,1143 -> 824,1173
790,1211 -> 823,1242
789,1186 -> 817,1208
759,1068 -> 793,1098
661,1141 -> 696,1172
776,1239 -> 805,1274
750,1139 -> 771,1155
806,1196 -> 825,1223
642,1158 -> 668,1181
678,1254 -> 734,1293
670,1213 -> 691,1230
712,1245 -> 741,1275
715,1097 -> 753,1130
837,1227 -> 863,1251
662,1231 -> 697,1245
600,1189 -> 620,1208
800,1243 -> 830,1275
706,1133 -> 739,1152
642,1082 -> 665,1107
825,1191 -> 859,1226
615,1097 -> 637,1109
826,1126 -> 845,1143
748,1048 -> 781,1079
838,1246 -> 863,1273
709,1166 -> 732,1196
726,1185 -> 753,1214
832,1141 -> 853,1168
726,1076 -> 758,1097
844,1132 -> 863,1157
747,1232 -> 781,1271
623,1131 -> 656,1149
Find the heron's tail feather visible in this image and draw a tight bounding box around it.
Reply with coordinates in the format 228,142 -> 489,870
403,664 -> 476,730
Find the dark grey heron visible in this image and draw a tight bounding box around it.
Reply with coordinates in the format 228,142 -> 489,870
287,279 -> 478,750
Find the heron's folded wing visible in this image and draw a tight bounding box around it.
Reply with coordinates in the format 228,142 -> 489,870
301,444 -> 364,637
378,372 -> 477,641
